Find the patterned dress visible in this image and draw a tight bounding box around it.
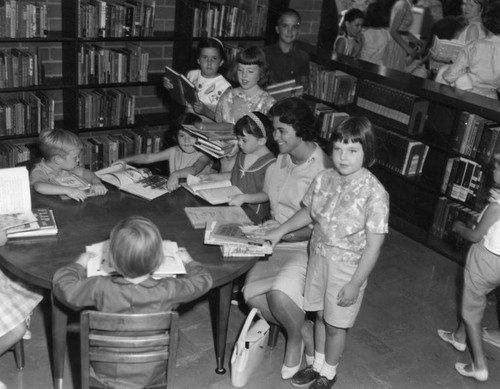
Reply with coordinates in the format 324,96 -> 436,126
215,88 -> 275,124
186,69 -> 231,114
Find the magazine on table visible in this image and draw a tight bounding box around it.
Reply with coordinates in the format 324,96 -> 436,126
86,240 -> 187,278
95,164 -> 169,200
7,208 -> 58,238
181,175 -> 243,205
184,206 -> 252,229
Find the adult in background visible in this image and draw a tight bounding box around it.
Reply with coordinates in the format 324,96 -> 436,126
241,98 -> 333,380
263,9 -> 310,88
360,1 -> 391,65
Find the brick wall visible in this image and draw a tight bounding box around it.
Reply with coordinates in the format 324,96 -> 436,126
290,0 -> 323,45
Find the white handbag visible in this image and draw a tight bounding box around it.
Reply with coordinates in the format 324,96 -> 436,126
230,308 -> 270,387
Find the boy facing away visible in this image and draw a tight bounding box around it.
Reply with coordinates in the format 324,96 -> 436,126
53,216 -> 213,388
30,129 -> 107,201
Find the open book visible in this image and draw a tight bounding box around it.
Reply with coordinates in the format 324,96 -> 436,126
86,240 -> 187,278
430,37 -> 465,63
0,167 -> 37,231
266,79 -> 304,101
96,164 -> 169,200
181,174 -> 243,205
165,66 -> 199,106
184,206 -> 252,229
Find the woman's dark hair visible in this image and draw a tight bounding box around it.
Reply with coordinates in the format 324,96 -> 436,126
330,116 -> 376,167
268,97 -> 318,141
364,2 -> 389,28
482,1 -> 500,35
234,111 -> 278,155
196,37 -> 226,62
228,46 -> 270,86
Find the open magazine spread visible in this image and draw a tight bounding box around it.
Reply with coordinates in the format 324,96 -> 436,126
0,167 -> 37,231
204,220 -> 272,257
96,164 -> 169,200
182,174 -> 243,205
86,240 -> 187,278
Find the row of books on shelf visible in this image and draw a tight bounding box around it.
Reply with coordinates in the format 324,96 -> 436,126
431,197 -> 479,248
80,128 -> 165,171
78,89 -> 135,129
192,0 -> 267,38
451,112 -> 500,163
78,43 -> 149,85
0,91 -> 55,136
308,63 -> 356,106
0,48 -> 44,88
354,79 -> 429,136
0,1 -> 48,38
79,0 -> 156,38
0,141 -> 34,168
373,126 -> 429,176
441,156 -> 484,205
313,103 -> 349,140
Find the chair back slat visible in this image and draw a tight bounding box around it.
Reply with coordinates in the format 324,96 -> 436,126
80,310 -> 179,389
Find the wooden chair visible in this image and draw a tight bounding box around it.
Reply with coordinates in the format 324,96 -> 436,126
80,311 -> 179,389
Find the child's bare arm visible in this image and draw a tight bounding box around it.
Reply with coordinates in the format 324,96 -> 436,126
33,181 -> 88,202
337,232 -> 385,307
453,203 -> 500,243
229,191 -> 269,206
117,148 -> 174,166
79,169 -> 108,195
167,154 -> 212,191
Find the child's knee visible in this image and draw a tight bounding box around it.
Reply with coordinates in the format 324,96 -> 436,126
324,322 -> 346,337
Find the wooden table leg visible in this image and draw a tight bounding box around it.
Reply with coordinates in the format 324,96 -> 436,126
51,295 -> 67,389
211,282 -> 232,374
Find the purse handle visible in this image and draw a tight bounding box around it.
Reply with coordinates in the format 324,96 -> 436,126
237,307 -> 260,347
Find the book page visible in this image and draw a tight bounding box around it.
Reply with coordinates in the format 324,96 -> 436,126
184,206 -> 252,229
198,185 -> 243,205
87,240 -> 186,278
185,175 -> 232,193
0,167 -> 36,230
96,164 -> 151,189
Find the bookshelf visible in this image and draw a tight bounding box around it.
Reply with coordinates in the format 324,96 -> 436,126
0,0 -> 290,168
307,49 -> 500,264
172,0 -> 289,74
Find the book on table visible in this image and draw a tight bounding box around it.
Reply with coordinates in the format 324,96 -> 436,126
95,164 -> 169,200
7,208 -> 58,238
204,220 -> 272,257
164,66 -> 199,106
184,206 -> 253,229
181,174 -> 243,205
0,166 -> 37,231
86,240 -> 187,278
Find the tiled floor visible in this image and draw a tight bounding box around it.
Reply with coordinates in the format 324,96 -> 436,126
1,229 -> 500,388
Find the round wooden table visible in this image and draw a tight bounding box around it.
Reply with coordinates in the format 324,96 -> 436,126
0,187 -> 258,389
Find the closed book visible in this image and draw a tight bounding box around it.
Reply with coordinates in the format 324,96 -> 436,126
8,208 -> 58,238
209,221 -> 267,246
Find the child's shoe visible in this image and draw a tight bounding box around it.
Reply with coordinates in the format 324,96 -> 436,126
437,329 -> 466,351
455,363 -> 488,382
309,375 -> 337,389
291,366 -> 320,387
0,380 -> 7,389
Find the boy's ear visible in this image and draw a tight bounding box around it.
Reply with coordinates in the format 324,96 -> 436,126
53,155 -> 64,165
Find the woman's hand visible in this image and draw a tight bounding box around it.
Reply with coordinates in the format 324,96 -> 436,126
337,282 -> 360,307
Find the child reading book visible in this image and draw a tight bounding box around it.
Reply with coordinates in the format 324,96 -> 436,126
164,38 -> 231,122
115,115 -> 213,192
200,112 -> 277,222
30,129 -> 107,202
52,216 -> 213,388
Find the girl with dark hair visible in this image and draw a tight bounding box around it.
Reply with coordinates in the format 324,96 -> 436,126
360,1 -> 391,65
333,8 -> 365,58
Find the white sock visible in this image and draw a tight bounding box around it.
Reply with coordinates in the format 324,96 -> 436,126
320,362 -> 338,380
305,353 -> 315,366
312,352 -> 325,372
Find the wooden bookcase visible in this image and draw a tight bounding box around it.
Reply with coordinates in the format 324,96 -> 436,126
307,49 -> 500,264
0,0 -> 290,168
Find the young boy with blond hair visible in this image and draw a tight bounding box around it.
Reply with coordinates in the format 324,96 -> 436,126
30,129 -> 107,201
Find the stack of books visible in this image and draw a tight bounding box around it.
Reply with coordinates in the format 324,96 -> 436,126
182,125 -> 237,159
7,208 -> 58,238
204,220 -> 272,257
266,80 -> 303,101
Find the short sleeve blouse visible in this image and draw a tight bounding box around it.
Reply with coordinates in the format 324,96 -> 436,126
215,87 -> 275,124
